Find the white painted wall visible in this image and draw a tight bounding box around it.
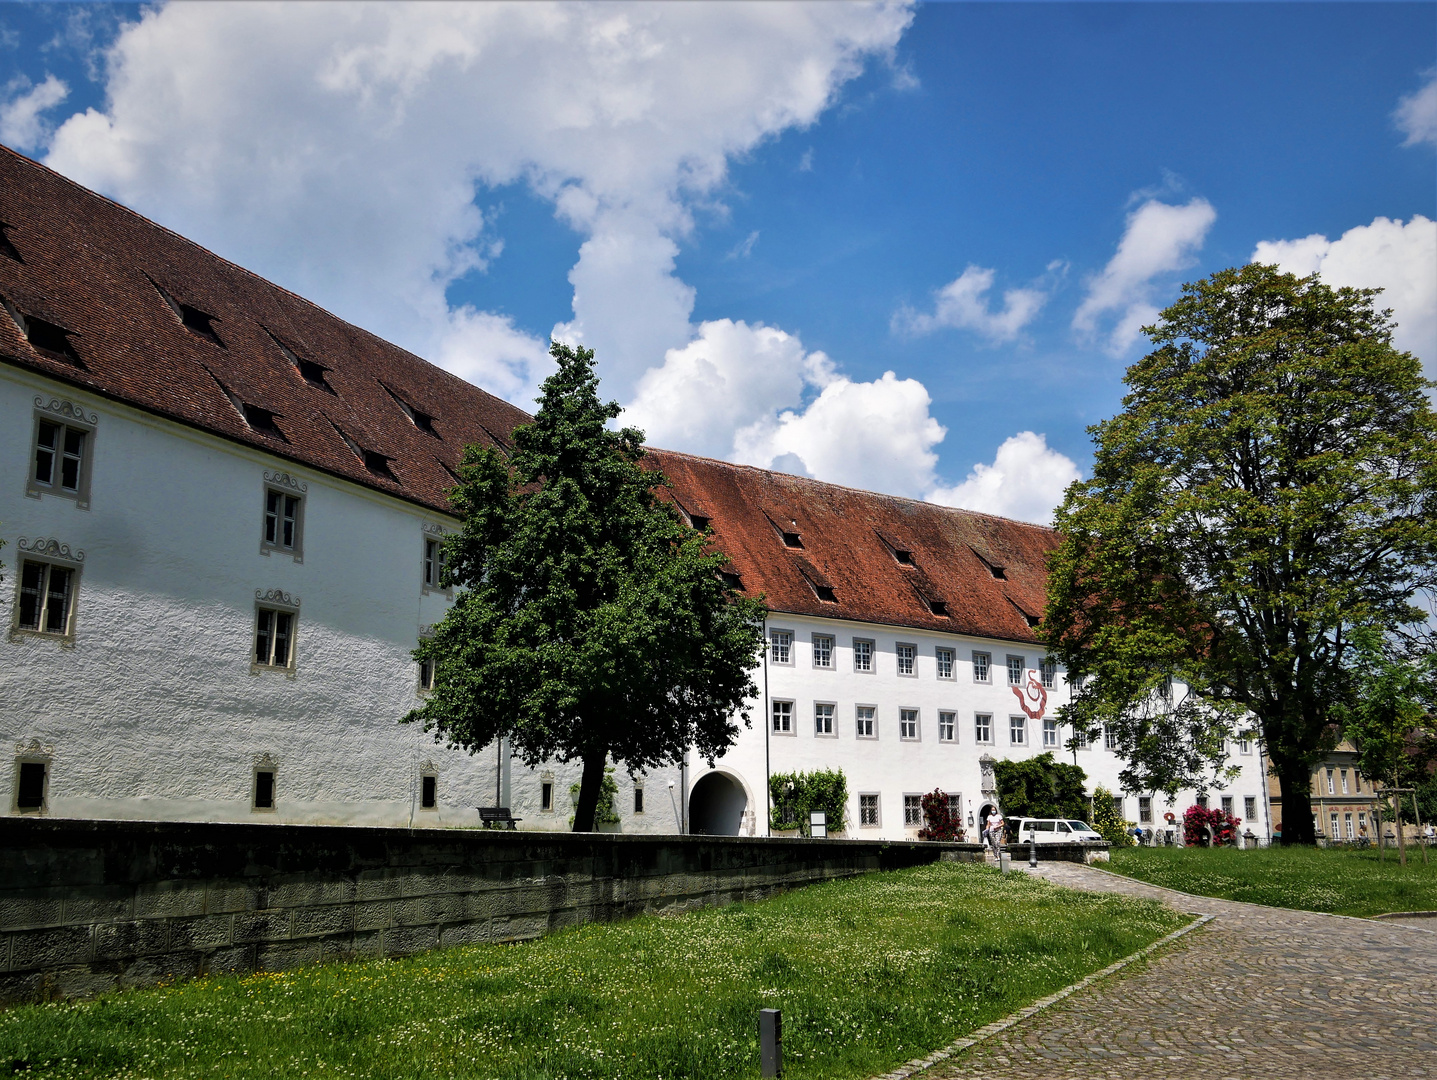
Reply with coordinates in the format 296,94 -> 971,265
1,367 -> 677,832
688,613 -> 1273,842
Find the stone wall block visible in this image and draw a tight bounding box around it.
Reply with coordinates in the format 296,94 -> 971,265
134,881 -> 209,920
354,870 -> 410,903
381,924 -> 440,956
205,881 -> 263,915
321,931 -> 384,964
392,894 -> 459,928
10,926 -> 93,971
63,888 -> 136,926
290,905 -> 356,940
266,876 -> 357,909
93,919 -> 170,961
490,914 -> 548,943
167,914 -> 234,952
353,901 -> 396,932
232,910 -> 292,945
0,892 -> 66,931
120,951 -> 204,987
203,945 -> 257,975
438,921 -> 492,949
255,941 -> 322,972
54,967 -> 119,1001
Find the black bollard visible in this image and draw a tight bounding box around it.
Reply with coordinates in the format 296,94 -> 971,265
1029,836 -> 1037,869
760,1008 -> 782,1077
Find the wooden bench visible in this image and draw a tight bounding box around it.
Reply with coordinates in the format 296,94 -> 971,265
478,806 -> 520,830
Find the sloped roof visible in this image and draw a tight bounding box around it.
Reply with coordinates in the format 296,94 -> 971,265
0,145 -> 529,514
0,145 -> 1056,645
650,449 -> 1057,645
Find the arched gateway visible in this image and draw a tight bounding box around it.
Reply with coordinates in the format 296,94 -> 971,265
688,770 -> 750,835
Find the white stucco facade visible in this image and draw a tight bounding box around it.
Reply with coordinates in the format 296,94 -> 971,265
686,612 -> 1274,842
1,365 -> 678,832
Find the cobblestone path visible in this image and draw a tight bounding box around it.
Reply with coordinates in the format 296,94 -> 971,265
923,862 -> 1437,1080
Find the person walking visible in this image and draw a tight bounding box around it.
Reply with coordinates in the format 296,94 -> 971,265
984,809 -> 1004,857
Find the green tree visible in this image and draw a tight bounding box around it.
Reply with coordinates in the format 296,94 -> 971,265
406,342 -> 768,831
994,753 -> 1088,820
1045,264 -> 1437,845
1091,785 -> 1135,846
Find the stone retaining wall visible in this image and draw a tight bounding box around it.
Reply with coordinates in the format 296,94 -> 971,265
0,818 -> 984,1002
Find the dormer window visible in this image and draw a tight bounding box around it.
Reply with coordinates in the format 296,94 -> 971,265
689,514 -> 711,532
7,303 -> 83,367
155,283 -> 223,347
241,404 -> 285,440
267,331 -> 334,393
894,549 -> 913,565
812,583 -> 837,603
384,385 -> 438,436
363,450 -> 396,480
0,223 -> 22,263
1024,613 -> 1040,628
992,566 -> 1008,580
927,599 -> 948,617
782,531 -> 802,549
719,571 -> 743,591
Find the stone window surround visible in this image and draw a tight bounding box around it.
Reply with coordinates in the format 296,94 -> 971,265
26,397 -> 98,511
1009,714 -> 1027,746
935,647 -> 955,680
974,712 -> 994,745
768,628 -> 794,666
852,638 -> 875,674
972,651 -> 991,683
902,793 -> 923,828
814,701 -> 837,739
11,739 -> 53,815
899,707 -> 920,742
855,703 -> 877,740
895,642 -> 918,678
9,537 -> 84,645
938,710 -> 957,743
771,698 -> 795,736
251,589 -> 300,676
858,792 -> 881,828
811,632 -> 834,669
251,753 -> 278,813
260,471 -> 306,563
421,522 -> 453,597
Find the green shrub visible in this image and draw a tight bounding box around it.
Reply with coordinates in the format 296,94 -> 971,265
569,767 -> 620,826
994,752 -> 1088,820
1091,786 -> 1135,845
769,768 -> 848,833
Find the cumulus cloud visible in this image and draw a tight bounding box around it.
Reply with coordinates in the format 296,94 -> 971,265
43,0 -> 913,402
892,264 -> 1049,344
1252,215 -> 1437,373
1395,69 -> 1437,149
0,74 -> 69,152
926,431 -> 1081,526
1073,197 -> 1216,355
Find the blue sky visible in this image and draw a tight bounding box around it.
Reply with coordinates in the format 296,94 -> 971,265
2,2 -> 1433,522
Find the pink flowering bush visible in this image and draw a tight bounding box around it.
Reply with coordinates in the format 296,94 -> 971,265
918,789 -> 963,841
1183,804 -> 1241,846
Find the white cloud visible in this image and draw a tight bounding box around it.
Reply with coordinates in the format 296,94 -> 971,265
43,0 -> 913,400
725,230 -> 760,260
1395,69 -> 1437,149
1252,214 -> 1437,372
1073,197 -> 1216,355
926,431 -> 1080,526
0,74 -> 68,152
432,307 -> 554,409
893,264 -> 1048,343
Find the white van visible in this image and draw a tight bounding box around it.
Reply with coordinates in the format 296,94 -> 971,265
1009,818 -> 1104,844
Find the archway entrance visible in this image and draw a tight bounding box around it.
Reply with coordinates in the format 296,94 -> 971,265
688,771 -> 748,835
979,802 -> 999,831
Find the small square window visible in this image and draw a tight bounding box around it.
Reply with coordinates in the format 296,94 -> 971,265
974,713 -> 993,745
15,559 -> 78,638
541,781 -> 554,812
769,630 -> 793,665
896,643 -> 916,677
253,768 -> 276,811
262,486 -> 304,560
1042,718 -> 1059,748
1139,796 -> 1153,823
771,700 -> 794,735
903,794 -> 923,827
634,785 -> 645,814
859,793 -> 880,827
936,647 -> 955,680
688,514 -> 710,531
853,639 -> 874,673
938,711 -> 956,743
14,760 -> 48,813
421,774 -> 438,810
856,705 -> 876,739
1245,796 -> 1257,821
28,411 -> 94,508
1009,715 -> 1026,746
815,702 -> 835,737
254,606 -> 297,670
900,708 -> 919,741
1007,655 -> 1025,686
972,652 -> 991,683
812,634 -> 833,669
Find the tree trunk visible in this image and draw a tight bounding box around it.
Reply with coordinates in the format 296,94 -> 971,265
571,749 -> 607,833
1276,759 -> 1316,846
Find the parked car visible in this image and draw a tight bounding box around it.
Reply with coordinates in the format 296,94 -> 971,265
1007,818 -> 1104,844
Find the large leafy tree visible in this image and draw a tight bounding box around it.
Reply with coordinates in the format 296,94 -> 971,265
407,342 -> 767,831
1045,264 -> 1437,845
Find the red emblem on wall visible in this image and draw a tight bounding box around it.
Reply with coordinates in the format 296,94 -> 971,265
1011,669 -> 1048,720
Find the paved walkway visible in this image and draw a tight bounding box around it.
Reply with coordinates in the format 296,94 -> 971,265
923,862 -> 1437,1080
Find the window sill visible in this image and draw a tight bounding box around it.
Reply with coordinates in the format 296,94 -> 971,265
250,663 -> 297,679
260,545 -> 303,564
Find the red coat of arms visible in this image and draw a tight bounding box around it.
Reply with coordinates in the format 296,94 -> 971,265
1011,669 -> 1048,720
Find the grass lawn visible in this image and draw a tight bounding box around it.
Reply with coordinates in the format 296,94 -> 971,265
1107,843 -> 1437,917
0,862 -> 1186,1080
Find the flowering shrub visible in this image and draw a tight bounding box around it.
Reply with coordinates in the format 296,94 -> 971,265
1092,786 -> 1135,846
769,768 -> 848,833
918,789 -> 962,841
1183,804 -> 1241,846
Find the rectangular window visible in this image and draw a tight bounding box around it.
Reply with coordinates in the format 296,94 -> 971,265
853,639 -> 874,672
418,657 -> 435,692
1043,718 -> 1059,748
1158,675 -> 1173,700
541,781 -> 554,811
253,769 -> 276,811
254,607 -> 296,669
900,708 -> 919,741
1197,795 -> 1209,810
1009,715 -> 1026,745
1104,726 -> 1119,750
1330,812 -> 1339,839
634,785 -> 645,814
1041,658 -> 1057,689
29,413 -> 93,507
770,630 -> 793,665
17,560 -> 75,636
896,643 -> 916,676
771,700 -> 793,735
938,711 -> 956,743
15,760 -> 47,813
421,774 -> 437,810
1245,796 -> 1257,822
1326,769 -> 1335,795
856,705 -> 876,739
1075,727 -> 1090,749
1340,770 -> 1349,795
815,703 -> 835,737
936,647 -> 954,680
903,794 -> 922,827
423,537 -> 446,588
974,713 -> 993,745
1112,795 -> 1124,818
1006,655 -> 1025,686
1139,796 -> 1152,823
947,793 -> 962,820
1358,811 -> 1367,835
972,651 -> 990,683
859,793 -> 880,827
1239,737 -> 1252,754
812,634 -> 833,669
1354,771 -> 1362,793
263,488 -> 302,556
1222,795 -> 1234,817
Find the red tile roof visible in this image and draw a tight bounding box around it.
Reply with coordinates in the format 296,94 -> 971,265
0,145 -> 1055,645
0,146 -> 529,513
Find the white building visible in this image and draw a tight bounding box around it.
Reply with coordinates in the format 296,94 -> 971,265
0,146 -> 1271,842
